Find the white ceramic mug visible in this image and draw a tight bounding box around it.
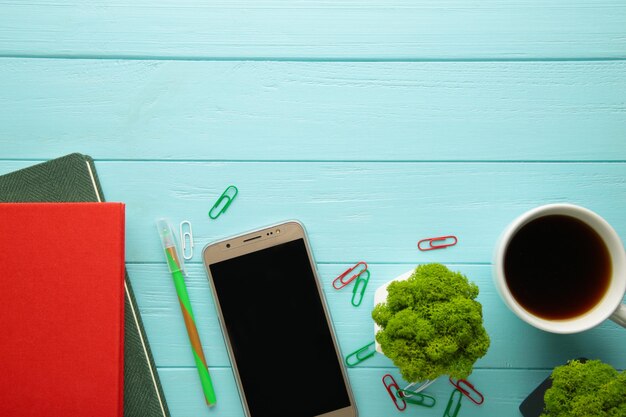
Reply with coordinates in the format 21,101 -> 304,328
493,204 -> 626,333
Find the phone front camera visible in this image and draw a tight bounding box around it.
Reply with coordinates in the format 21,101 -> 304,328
226,243 -> 231,248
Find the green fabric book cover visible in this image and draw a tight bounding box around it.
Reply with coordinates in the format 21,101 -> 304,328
0,153 -> 171,417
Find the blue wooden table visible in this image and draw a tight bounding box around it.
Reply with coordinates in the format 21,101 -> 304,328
1,2 -> 625,416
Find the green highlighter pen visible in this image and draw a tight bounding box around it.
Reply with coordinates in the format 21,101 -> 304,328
157,219 -> 217,407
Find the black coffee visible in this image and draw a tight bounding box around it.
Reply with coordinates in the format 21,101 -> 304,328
504,215 -> 612,320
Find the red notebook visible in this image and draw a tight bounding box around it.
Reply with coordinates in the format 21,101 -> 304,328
0,203 -> 125,417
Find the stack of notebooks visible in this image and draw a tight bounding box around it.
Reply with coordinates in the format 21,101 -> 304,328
0,154 -> 170,417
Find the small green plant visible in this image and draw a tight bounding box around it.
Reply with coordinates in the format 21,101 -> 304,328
372,263 -> 490,382
541,359 -> 626,417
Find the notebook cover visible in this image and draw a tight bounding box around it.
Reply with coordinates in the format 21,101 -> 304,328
0,154 -> 171,417
519,358 -> 588,417
0,203 -> 125,417
519,374 -> 553,417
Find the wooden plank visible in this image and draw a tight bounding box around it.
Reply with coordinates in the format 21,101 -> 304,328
0,161 -> 625,264
75,161 -> 626,263
158,367 -> 552,417
0,59 -> 625,161
129,263 -> 626,369
1,1 -> 625,59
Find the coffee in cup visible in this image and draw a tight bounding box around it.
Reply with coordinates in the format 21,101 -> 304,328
493,204 -> 626,333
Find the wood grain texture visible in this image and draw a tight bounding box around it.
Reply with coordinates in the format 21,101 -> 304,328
3,159 -> 622,415
157,367 -> 552,417
1,161 -> 625,264
0,59 -> 625,161
2,2 -> 625,414
125,263 -> 626,370
0,1 -> 625,59
64,161 -> 626,263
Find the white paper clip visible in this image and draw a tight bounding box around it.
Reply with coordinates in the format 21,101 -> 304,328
179,220 -> 194,260
403,379 -> 437,395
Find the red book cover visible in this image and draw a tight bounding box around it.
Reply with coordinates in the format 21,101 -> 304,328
0,203 -> 125,417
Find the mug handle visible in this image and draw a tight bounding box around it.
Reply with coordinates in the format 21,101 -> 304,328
610,304 -> 626,328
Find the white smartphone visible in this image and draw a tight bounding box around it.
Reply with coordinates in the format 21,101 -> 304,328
202,221 -> 357,417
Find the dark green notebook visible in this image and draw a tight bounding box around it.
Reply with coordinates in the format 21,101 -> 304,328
0,153 -> 171,417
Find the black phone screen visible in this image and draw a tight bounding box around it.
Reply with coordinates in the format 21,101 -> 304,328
209,238 -> 351,417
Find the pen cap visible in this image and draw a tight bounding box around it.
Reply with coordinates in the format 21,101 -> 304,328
156,218 -> 185,274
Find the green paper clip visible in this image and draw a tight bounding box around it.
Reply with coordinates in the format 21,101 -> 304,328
443,389 -> 463,417
345,342 -> 375,367
396,389 -> 436,408
351,269 -> 370,307
209,185 -> 238,219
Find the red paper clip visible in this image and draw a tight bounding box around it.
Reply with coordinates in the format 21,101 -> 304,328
449,377 -> 484,405
332,262 -> 368,290
382,374 -> 407,411
417,235 -> 458,251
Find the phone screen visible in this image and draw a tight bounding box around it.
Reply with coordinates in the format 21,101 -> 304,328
209,238 -> 351,417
